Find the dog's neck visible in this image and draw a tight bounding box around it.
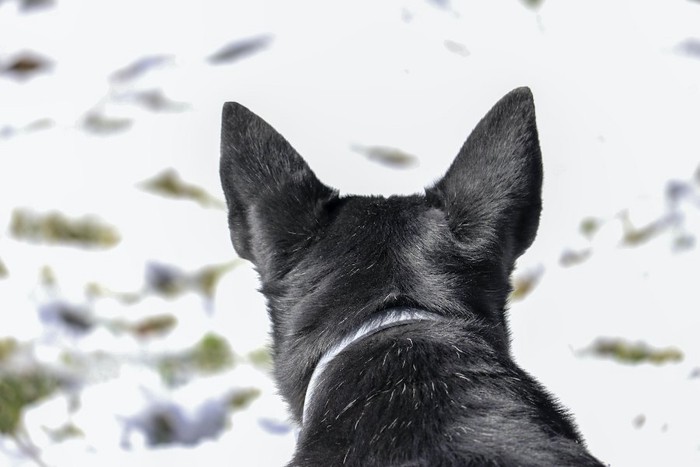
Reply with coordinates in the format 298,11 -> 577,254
301,307 -> 438,423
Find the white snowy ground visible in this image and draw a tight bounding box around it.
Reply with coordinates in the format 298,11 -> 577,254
1,0 -> 699,465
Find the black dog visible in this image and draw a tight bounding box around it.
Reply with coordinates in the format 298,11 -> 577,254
220,88 -> 604,466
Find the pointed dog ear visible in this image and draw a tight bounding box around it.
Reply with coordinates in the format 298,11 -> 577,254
220,103 -> 336,274
426,87 -> 543,268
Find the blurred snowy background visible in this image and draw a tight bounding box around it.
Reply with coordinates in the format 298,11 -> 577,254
1,0 -> 699,465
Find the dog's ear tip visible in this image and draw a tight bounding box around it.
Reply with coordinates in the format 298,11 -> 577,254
501,87 -> 535,110
222,101 -> 251,123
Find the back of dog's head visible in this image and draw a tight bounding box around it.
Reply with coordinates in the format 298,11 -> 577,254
220,87 -> 542,411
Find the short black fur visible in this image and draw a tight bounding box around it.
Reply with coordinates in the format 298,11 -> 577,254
220,88 -> 604,466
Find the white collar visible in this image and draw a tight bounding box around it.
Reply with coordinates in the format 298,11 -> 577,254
301,307 -> 438,423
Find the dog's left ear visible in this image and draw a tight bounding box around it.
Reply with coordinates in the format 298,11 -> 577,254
220,103 -> 337,274
426,87 -> 543,268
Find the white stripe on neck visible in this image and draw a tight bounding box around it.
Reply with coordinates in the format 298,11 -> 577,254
301,307 -> 438,423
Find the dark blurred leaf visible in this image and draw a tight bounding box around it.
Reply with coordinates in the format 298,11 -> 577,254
148,411 -> 177,445
111,55 -> 172,83
0,257 -> 7,278
146,262 -> 188,297
0,371 -> 60,434
583,338 -> 683,365
521,0 -> 544,9
676,38 -> 700,59
11,209 -> 120,248
632,414 -> 646,429
18,0 -> 55,12
444,40 -> 470,57
131,314 -> 177,338
129,90 -> 189,112
140,169 -> 225,208
559,248 -> 591,267
209,35 -> 273,64
351,144 -> 419,169
40,302 -> 94,333
1,52 -> 51,80
83,112 -> 132,135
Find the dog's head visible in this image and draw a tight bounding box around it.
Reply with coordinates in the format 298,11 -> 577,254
220,87 -> 542,419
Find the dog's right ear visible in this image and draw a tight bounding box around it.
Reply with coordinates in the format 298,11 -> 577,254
220,103 -> 336,272
426,87 -> 543,269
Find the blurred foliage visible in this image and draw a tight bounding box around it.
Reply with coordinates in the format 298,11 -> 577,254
193,334 -> 233,372
584,338 -> 683,365
579,217 -> 602,240
229,388 -> 261,411
247,347 -> 273,371
83,112 -> 133,135
146,261 -> 240,299
111,55 -> 171,83
47,423 -> 84,442
0,371 -> 60,434
159,334 -> 234,385
139,169 -> 224,209
521,0 -> 544,9
128,90 -> 189,113
444,40 -> 470,57
0,257 -> 7,278
149,411 -> 177,446
0,338 -> 18,362
11,209 -> 120,248
1,52 -> 51,80
130,314 -> 177,338
17,0 -> 55,12
351,144 -> 419,169
208,36 -> 273,64
509,268 -> 543,302
559,248 -> 591,267
620,212 -> 665,247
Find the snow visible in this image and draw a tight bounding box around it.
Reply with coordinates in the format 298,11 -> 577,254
1,0 -> 700,465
